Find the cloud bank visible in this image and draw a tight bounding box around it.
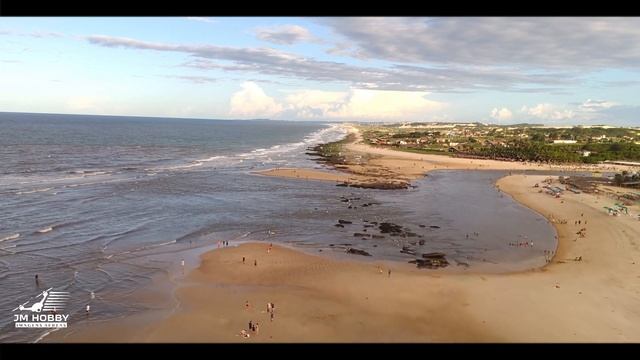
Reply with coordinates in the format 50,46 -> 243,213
229,82 -> 446,121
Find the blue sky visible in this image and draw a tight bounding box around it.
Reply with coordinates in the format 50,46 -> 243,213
1,17 -> 640,125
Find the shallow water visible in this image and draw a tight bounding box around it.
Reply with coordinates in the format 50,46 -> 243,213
0,113 -> 558,342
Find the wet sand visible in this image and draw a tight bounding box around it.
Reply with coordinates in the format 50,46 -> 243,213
46,174 -> 640,342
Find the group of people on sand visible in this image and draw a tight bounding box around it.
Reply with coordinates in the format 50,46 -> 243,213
240,301 -> 276,339
217,240 -> 230,248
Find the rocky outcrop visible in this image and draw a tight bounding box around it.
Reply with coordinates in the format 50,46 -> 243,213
346,248 -> 372,256
409,252 -> 449,269
353,233 -> 371,238
379,222 -> 403,234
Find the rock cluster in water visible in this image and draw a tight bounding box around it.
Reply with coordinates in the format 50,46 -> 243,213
409,252 -> 450,269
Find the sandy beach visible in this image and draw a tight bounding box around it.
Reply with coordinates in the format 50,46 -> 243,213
45,173 -> 640,342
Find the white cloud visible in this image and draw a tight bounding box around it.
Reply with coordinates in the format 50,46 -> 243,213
490,107 -> 513,121
255,25 -> 318,45
322,89 -> 445,120
229,83 -> 446,121
580,98 -> 617,111
521,103 -> 574,120
229,82 -> 283,118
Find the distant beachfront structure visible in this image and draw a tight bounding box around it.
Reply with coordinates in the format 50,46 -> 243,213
553,140 -> 578,144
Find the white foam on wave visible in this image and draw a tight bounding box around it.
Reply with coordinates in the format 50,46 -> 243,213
0,233 -> 20,242
145,124 -> 348,173
34,328 -> 61,343
82,171 -> 109,177
37,226 -> 54,234
15,187 -> 53,195
238,124 -> 348,161
151,155 -> 228,171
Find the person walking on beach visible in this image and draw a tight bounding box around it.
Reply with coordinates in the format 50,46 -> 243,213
267,302 -> 272,313
245,300 -> 250,310
85,304 -> 90,316
255,322 -> 260,335
270,311 -> 274,322
35,274 -> 39,286
388,269 -> 391,278
242,256 -> 245,264
254,259 -> 257,267
249,320 -> 253,331
181,259 -> 185,274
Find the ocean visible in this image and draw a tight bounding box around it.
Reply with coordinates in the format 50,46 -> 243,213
0,112 -> 556,342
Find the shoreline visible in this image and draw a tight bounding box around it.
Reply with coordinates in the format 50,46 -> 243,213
44,173 -> 640,342
255,125 -> 635,189
40,125 -> 640,342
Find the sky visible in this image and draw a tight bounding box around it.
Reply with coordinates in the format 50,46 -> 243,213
1,17 -> 640,125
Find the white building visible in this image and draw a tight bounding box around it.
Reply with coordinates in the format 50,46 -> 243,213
553,140 -> 577,144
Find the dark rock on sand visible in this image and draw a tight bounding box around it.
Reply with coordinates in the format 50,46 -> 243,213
371,234 -> 385,239
334,224 -> 345,228
346,248 -> 372,256
338,219 -> 352,224
422,252 -> 447,259
418,239 -> 426,245
429,225 -> 441,229
410,255 -> 449,269
350,182 -> 409,190
419,224 -> 426,228
400,246 -> 417,256
379,222 -> 403,234
353,233 -> 371,238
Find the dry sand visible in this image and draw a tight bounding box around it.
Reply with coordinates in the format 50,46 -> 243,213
46,175 -> 640,342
